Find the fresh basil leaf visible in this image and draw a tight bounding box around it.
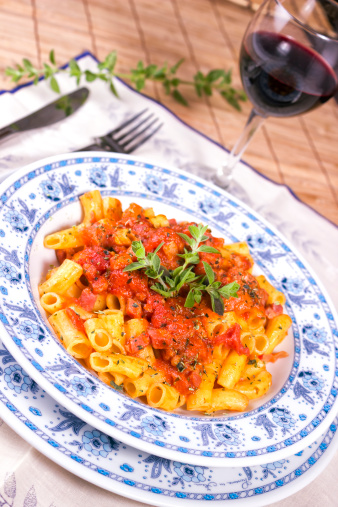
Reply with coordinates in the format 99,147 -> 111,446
194,292 -> 202,304
212,296 -> 224,316
212,281 -> 222,289
110,80 -> 119,97
170,58 -> 184,74
151,284 -> 173,298
207,69 -> 225,82
160,266 -> 171,278
165,276 -> 176,288
154,241 -> 164,255
177,233 -> 194,247
202,261 -> 214,284
132,241 -> 145,258
219,282 -> 240,299
49,49 -> 56,65
85,70 -> 97,82
188,224 -> 200,241
152,254 -> 161,274
175,266 -> 195,292
185,289 -> 196,308
172,89 -> 188,106
198,245 -> 220,254
123,262 -> 144,272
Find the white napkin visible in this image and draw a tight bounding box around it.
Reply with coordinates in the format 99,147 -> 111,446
0,53 -> 337,507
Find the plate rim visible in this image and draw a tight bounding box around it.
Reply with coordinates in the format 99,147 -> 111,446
1,337 -> 338,507
0,150 -> 337,468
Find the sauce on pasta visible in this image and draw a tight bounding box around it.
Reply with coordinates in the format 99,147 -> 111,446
40,192 -> 291,413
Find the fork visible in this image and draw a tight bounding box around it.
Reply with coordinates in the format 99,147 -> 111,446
79,109 -> 163,153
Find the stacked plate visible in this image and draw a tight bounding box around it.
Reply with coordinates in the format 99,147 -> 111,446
0,153 -> 337,506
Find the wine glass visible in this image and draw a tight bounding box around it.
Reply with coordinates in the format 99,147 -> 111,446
213,0 -> 338,188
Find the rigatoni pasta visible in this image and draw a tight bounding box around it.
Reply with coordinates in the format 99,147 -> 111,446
40,191 -> 292,413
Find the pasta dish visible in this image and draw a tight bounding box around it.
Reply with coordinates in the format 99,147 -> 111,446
39,191 -> 291,413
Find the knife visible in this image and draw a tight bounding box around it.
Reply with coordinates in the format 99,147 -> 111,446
0,87 -> 90,142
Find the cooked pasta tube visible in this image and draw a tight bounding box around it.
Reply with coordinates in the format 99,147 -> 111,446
147,383 -> 180,411
217,350 -> 248,389
149,214 -> 170,228
93,294 -> 107,312
223,242 -> 254,266
256,275 -> 286,306
136,344 -> 156,364
40,292 -> 65,314
45,266 -> 58,280
75,274 -> 90,291
113,227 -> 135,246
98,371 -> 126,387
89,352 -> 148,379
212,344 -> 230,363
240,332 -> 255,355
143,207 -> 155,218
186,362 -> 219,411
44,226 -> 85,249
102,197 -> 122,222
253,332 -> 269,355
104,294 -> 124,311
205,388 -> 249,413
265,314 -> 292,354
204,311 -> 238,338
246,307 -> 266,330
63,283 -> 82,299
240,358 -> 266,380
124,370 -> 165,398
84,318 -> 114,352
106,294 -> 121,310
39,260 -> 83,296
79,190 -> 103,225
49,310 -> 92,359
235,370 -> 272,400
124,319 -> 148,340
97,310 -> 125,343
68,305 -> 93,320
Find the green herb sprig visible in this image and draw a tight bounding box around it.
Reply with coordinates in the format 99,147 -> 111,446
5,50 -> 247,111
123,223 -> 240,315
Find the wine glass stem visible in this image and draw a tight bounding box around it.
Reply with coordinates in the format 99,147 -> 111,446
215,109 -> 266,187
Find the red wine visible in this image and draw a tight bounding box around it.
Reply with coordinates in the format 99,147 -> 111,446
240,31 -> 337,117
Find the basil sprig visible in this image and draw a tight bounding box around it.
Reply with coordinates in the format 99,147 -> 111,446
123,224 -> 239,315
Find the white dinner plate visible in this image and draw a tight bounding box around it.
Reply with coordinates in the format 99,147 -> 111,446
0,152 -> 337,467
0,338 -> 337,506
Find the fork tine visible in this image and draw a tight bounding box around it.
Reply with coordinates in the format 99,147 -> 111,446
107,108 -> 149,136
113,113 -> 155,143
118,117 -> 160,148
124,122 -> 163,153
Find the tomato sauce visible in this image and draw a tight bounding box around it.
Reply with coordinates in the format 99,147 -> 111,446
67,204 -> 271,395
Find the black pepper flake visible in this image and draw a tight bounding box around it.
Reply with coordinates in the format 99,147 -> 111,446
132,303 -> 139,308
177,362 -> 186,372
127,278 -> 132,284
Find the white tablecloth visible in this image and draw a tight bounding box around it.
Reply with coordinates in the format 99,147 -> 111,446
0,53 -> 337,507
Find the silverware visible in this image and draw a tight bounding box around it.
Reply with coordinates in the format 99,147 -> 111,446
0,87 -> 90,142
79,109 -> 163,153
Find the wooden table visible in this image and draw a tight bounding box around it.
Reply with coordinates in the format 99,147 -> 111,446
0,0 -> 337,224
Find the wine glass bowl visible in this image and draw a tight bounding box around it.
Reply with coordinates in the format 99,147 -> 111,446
214,0 -> 338,187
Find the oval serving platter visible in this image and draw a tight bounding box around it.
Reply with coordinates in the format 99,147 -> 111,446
0,152 -> 337,467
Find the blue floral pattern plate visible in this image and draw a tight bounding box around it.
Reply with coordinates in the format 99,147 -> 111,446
0,152 -> 337,468
0,339 -> 337,506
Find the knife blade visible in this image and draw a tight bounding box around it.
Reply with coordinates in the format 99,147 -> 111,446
0,87 -> 90,142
